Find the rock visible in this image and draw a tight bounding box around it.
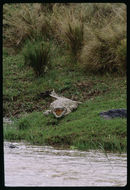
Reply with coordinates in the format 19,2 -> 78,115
43,90 -> 82,118
99,109 -> 127,119
9,144 -> 17,149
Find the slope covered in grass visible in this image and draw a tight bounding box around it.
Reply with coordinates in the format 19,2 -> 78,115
3,53 -> 127,152
4,90 -> 126,153
3,3 -> 127,152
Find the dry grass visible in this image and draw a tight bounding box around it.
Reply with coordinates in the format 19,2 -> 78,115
80,23 -> 126,74
79,3 -> 127,74
3,3 -> 127,74
3,3 -> 52,50
51,8 -> 84,64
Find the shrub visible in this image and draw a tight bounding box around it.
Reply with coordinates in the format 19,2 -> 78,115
22,40 -> 50,77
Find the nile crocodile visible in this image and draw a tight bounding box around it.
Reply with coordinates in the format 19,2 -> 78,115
43,90 -> 82,118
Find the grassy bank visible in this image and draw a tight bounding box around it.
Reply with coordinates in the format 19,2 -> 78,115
3,3 -> 127,153
3,53 -> 127,152
4,92 -> 127,153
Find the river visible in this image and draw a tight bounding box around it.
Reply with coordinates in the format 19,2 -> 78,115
4,141 -> 127,187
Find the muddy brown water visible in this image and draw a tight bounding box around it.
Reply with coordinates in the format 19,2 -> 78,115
4,141 -> 127,187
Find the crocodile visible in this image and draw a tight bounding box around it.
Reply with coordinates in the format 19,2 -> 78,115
43,90 -> 82,118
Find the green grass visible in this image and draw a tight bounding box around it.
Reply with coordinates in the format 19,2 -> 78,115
4,96 -> 126,152
3,52 -> 127,153
3,53 -> 126,117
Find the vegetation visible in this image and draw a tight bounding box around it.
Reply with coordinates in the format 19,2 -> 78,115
80,27 -> 126,74
3,3 -> 126,73
4,92 -> 127,153
22,40 -> 51,76
3,3 -> 127,153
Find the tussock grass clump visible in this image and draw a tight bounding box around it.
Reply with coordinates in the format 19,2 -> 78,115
3,3 -> 52,51
63,20 -> 84,63
22,40 -> 50,77
80,23 -> 126,74
52,9 -> 84,64
80,3 -> 126,28
79,3 -> 127,75
40,3 -> 55,12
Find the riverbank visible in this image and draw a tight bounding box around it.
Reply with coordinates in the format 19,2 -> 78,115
3,54 -> 127,152
3,3 -> 127,153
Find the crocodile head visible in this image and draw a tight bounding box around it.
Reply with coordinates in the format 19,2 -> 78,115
52,107 -> 67,118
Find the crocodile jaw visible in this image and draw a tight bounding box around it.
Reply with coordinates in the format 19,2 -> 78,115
52,107 -> 67,118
